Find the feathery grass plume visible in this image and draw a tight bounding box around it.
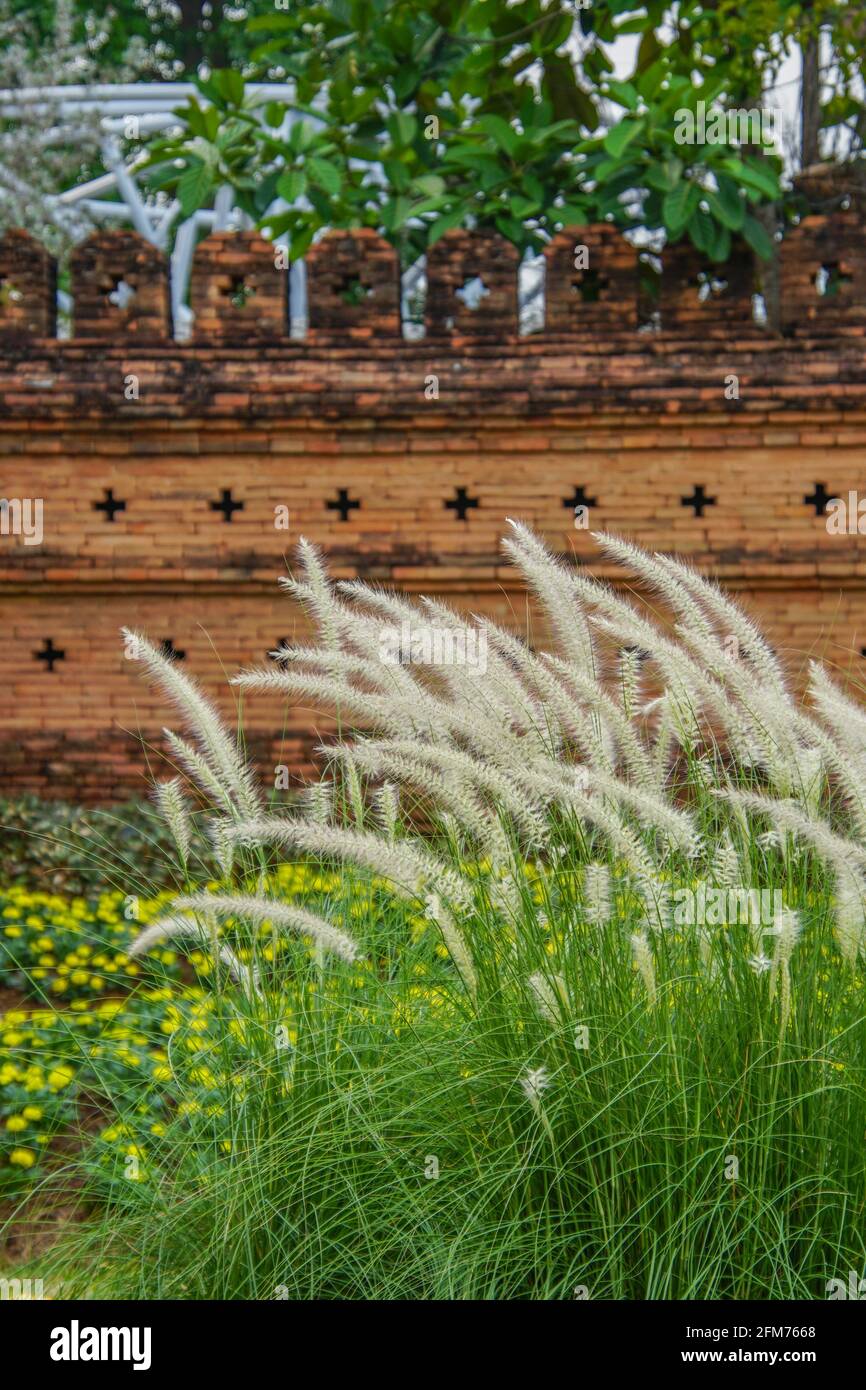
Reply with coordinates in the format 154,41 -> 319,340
767,907 -> 801,1031
345,737 -> 548,850
832,872 -> 866,967
542,652 -> 656,789
176,892 -> 360,964
339,754 -> 367,826
594,532 -> 721,653
793,707 -> 866,841
161,728 -> 236,815
519,1064 -> 551,1114
122,629 -> 260,820
721,789 -> 866,877
374,781 -> 400,840
128,914 -> 256,993
654,550 -> 790,703
503,519 -> 596,679
583,863 -> 612,925
230,817 -> 475,912
207,816 -> 235,881
637,873 -> 672,935
153,777 -> 191,865
303,779 -> 333,826
630,931 -> 657,1005
424,892 -> 477,1001
712,831 -> 742,889
327,740 -> 514,867
592,769 -> 701,857
808,661 -> 866,757
528,970 -> 566,1024
618,645 -> 642,720
282,537 -> 342,651
485,638 -> 606,767
625,543 -> 796,778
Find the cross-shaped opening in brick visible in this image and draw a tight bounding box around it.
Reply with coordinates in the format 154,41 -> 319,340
455,275 -> 490,311
108,278 -> 136,309
35,637 -> 65,671
226,276 -> 256,309
158,638 -> 186,662
571,269 -> 610,303
815,262 -> 853,298
681,484 -> 717,517
335,273 -> 372,306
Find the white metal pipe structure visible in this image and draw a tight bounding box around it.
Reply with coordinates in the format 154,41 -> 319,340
0,83 -> 307,337
1,81 -> 542,336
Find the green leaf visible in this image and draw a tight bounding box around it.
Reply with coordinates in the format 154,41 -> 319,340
306,156 -> 343,196
386,111 -> 418,147
475,114 -> 521,158
277,170 -> 307,202
264,102 -> 286,130
706,183 -> 745,232
412,174 -> 446,197
645,157 -> 684,193
722,157 -> 780,201
211,70 -> 245,107
687,206 -> 716,257
603,118 -> 645,158
711,224 -> 731,263
381,196 -> 411,232
556,203 -> 589,226
636,28 -> 663,73
177,163 -> 213,217
427,205 -> 467,245
603,80 -> 640,113
662,182 -> 699,235
741,213 -> 775,260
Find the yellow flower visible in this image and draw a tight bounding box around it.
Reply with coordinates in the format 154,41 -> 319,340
5,1115 -> 27,1132
9,1148 -> 36,1168
22,1106 -> 42,1121
47,1065 -> 74,1090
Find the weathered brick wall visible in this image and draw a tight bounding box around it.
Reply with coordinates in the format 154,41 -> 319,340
2,219 -> 866,801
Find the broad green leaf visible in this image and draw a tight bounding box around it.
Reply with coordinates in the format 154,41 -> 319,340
427,205 -> 468,245
212,70 -> 245,107
687,206 -> 716,256
663,182 -> 699,235
603,118 -> 645,158
306,156 -> 343,196
723,156 -> 780,201
178,163 -> 213,217
741,213 -> 775,260
277,169 -> 307,202
476,114 -> 521,158
706,184 -> 745,231
387,111 -> 418,146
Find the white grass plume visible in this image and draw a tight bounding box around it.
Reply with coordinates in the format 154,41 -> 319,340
176,892 -> 360,964
123,629 -> 259,819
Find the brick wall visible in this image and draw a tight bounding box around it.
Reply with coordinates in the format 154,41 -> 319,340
2,218 -> 866,801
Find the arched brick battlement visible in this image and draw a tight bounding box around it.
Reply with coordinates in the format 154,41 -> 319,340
70,230 -> 170,341
191,230 -> 287,341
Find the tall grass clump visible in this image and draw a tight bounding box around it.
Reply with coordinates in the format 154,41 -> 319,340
35,524 -> 866,1299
